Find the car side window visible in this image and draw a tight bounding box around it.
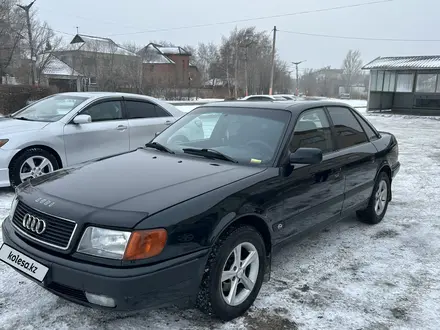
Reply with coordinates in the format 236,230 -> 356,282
289,108 -> 334,153
154,105 -> 172,117
352,111 -> 379,141
82,101 -> 123,122
126,101 -> 157,119
327,106 -> 368,149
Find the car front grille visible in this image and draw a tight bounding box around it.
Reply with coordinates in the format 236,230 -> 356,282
12,201 -> 77,250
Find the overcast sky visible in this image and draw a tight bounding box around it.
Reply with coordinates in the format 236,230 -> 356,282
33,0 -> 435,71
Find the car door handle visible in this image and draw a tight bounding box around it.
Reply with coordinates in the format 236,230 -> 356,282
116,125 -> 127,131
164,120 -> 172,125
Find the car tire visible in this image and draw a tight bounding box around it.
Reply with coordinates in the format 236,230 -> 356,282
9,148 -> 59,187
357,171 -> 391,224
196,225 -> 266,321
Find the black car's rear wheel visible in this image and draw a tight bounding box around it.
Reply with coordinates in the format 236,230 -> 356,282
357,171 -> 391,224
196,225 -> 266,321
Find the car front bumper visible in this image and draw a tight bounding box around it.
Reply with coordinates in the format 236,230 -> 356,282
2,218 -> 209,311
0,148 -> 19,188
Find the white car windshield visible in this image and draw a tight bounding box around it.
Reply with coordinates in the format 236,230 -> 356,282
152,106 -> 291,165
11,95 -> 89,122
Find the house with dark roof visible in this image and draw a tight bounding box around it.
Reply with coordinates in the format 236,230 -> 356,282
137,43 -> 200,90
52,34 -> 141,91
43,35 -> 200,94
363,55 -> 440,113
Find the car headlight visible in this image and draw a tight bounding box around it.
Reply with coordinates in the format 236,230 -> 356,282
9,195 -> 18,220
0,139 -> 9,148
77,227 -> 167,260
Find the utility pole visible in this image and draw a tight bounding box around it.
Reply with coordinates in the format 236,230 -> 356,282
241,40 -> 254,97
244,47 -> 249,97
292,60 -> 306,95
269,26 -> 277,95
234,40 -> 239,99
18,0 -> 37,86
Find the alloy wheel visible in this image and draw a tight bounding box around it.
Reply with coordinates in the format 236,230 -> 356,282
374,180 -> 388,216
19,156 -> 54,182
220,242 -> 260,306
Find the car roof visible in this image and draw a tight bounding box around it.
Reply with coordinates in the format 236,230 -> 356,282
57,91 -> 156,100
53,92 -> 184,117
201,100 -> 354,114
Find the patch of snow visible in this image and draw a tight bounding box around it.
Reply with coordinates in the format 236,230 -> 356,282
139,44 -> 175,64
157,46 -> 190,55
1,109 -> 440,329
39,54 -> 83,77
67,35 -> 137,57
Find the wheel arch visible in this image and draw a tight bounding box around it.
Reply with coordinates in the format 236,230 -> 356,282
377,163 -> 392,201
9,145 -> 63,170
211,213 -> 273,281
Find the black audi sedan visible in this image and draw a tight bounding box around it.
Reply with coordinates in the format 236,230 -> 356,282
1,100 -> 400,321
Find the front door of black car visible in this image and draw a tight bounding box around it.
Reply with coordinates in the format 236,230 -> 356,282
326,106 -> 378,216
277,107 -> 345,241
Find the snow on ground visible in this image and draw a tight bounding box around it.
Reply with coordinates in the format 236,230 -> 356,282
1,103 -> 440,330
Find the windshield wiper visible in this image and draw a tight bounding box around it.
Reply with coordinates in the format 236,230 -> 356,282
182,148 -> 238,163
13,116 -> 33,121
144,142 -> 175,154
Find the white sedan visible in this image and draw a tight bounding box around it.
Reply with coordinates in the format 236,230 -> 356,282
0,92 -> 203,187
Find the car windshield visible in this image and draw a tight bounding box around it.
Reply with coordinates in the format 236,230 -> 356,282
152,106 -> 291,165
11,95 -> 89,122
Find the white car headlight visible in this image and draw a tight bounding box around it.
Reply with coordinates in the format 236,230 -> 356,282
77,227 -> 168,260
77,227 -> 131,260
9,195 -> 18,220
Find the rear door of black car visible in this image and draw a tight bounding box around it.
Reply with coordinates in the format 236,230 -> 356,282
325,106 -> 378,216
276,107 -> 345,241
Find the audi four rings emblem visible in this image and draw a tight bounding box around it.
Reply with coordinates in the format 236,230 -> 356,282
22,213 -> 46,235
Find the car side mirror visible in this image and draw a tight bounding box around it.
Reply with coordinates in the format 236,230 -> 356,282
73,114 -> 92,124
155,131 -> 160,137
289,148 -> 323,165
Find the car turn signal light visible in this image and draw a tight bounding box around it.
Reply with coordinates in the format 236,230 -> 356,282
123,229 -> 167,260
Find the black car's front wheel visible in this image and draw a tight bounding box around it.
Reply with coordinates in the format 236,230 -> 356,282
196,225 -> 266,321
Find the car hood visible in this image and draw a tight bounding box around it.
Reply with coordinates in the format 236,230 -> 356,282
0,117 -> 49,134
19,149 -> 265,227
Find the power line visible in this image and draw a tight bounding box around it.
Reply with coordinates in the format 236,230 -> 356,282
107,0 -> 393,37
278,29 -> 440,42
52,28 -> 74,36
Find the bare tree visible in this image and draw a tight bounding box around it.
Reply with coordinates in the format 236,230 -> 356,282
215,27 -> 292,97
342,49 -> 362,92
0,0 -> 25,83
121,42 -> 142,92
151,40 -> 175,47
194,42 -> 218,84
33,21 -> 63,83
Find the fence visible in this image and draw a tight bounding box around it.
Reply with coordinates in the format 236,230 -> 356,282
0,85 -> 56,115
